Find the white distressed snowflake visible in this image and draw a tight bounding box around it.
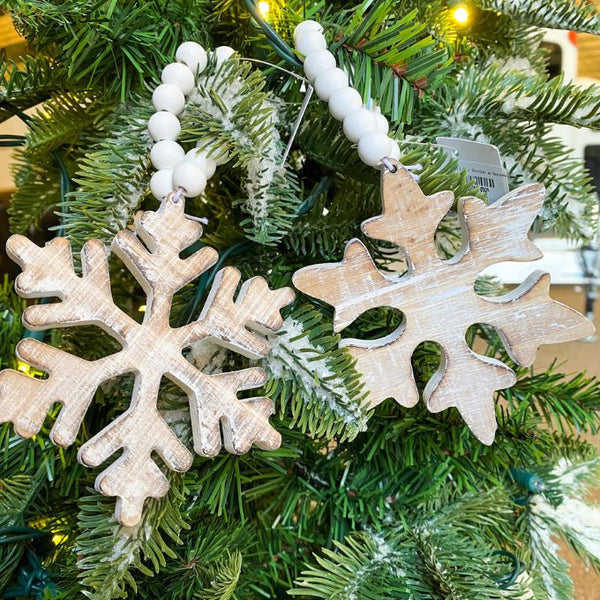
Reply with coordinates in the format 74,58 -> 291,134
0,196 -> 294,525
293,164 -> 594,444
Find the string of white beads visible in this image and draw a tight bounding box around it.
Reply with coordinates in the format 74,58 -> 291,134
148,44 -> 235,200
294,20 -> 400,168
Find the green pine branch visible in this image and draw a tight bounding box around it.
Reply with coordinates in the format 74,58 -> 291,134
132,519 -> 251,599
8,149 -> 63,234
328,1 -> 454,124
75,476 -> 189,600
0,432 -> 66,594
462,12 -> 547,70
0,475 -> 35,590
469,66 -> 600,130
264,305 -> 370,441
503,364 -> 600,435
5,0 -> 212,101
184,444 -> 301,519
58,97 -> 153,252
510,132 -> 596,240
7,90 -> 112,236
0,55 -> 65,122
474,0 -> 600,34
280,174 -> 396,263
24,92 -> 112,158
528,509 -> 574,600
289,530 -> 408,599
517,459 -> 600,599
290,494 -> 526,599
198,550 -> 243,600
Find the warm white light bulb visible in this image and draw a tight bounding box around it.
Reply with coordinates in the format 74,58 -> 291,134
258,1 -> 270,18
453,6 -> 469,24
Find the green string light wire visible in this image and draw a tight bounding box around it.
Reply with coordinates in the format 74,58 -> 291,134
493,550 -> 522,589
242,0 -> 303,68
0,102 -> 70,236
0,526 -> 48,545
0,134 -> 25,147
4,551 -> 60,599
0,526 -> 60,598
178,176 -> 333,326
0,102 -> 70,344
510,467 -> 546,506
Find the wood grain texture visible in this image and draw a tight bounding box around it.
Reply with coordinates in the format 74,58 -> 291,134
293,162 -> 595,445
0,194 -> 295,526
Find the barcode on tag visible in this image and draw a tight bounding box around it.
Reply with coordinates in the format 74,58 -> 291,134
468,175 -> 496,192
461,160 -> 509,202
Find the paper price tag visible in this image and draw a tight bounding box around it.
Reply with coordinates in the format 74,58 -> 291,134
436,137 -> 510,202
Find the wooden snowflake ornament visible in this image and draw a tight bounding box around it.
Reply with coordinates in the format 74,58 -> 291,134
0,194 -> 294,526
293,162 -> 595,445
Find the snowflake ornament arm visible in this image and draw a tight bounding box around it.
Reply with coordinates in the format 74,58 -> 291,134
0,195 -> 294,526
293,163 -> 595,445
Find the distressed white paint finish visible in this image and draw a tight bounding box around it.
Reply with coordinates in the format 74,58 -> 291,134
0,194 -> 294,526
293,162 -> 595,445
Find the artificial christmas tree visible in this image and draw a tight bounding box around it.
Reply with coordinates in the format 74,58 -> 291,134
1,0 -> 600,598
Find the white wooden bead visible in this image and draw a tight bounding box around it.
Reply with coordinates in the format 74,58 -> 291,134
295,30 -> 327,56
342,108 -> 378,143
196,140 -> 229,165
215,46 -> 235,66
152,84 -> 185,115
303,49 -> 336,82
173,162 -> 207,197
314,67 -> 348,102
294,20 -> 323,41
374,112 -> 390,135
184,149 -> 217,179
176,41 -> 208,75
150,169 -> 175,200
150,140 -> 185,170
328,87 -> 362,121
357,132 -> 393,167
148,111 -> 181,141
161,63 -> 195,96
389,141 -> 401,160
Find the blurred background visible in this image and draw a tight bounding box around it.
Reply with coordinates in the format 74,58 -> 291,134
1,9 -> 599,599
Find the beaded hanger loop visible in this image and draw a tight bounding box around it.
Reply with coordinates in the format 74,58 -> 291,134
293,19 -> 422,178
